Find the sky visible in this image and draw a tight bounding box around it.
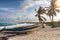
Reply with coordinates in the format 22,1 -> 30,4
0,0 -> 60,24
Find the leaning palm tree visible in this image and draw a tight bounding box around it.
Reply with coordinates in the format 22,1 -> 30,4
35,7 -> 46,28
46,0 -> 60,28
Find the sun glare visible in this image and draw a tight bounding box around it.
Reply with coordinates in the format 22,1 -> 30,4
55,0 -> 60,8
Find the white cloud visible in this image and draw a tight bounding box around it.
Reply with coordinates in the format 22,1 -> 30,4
34,0 -> 50,5
54,13 -> 60,21
20,0 -> 50,10
19,0 -> 34,10
15,9 -> 38,22
0,8 -> 16,13
0,12 -> 19,23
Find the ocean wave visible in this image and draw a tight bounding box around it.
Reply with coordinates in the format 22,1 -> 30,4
0,27 -> 4,30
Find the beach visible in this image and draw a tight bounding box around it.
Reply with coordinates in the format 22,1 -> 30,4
7,27 -> 60,40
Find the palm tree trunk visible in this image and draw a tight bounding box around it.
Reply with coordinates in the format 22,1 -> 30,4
49,16 -> 51,22
41,21 -> 44,28
38,15 -> 41,23
37,15 -> 44,28
51,15 -> 54,28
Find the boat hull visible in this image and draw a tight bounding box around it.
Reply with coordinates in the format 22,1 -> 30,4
2,26 -> 39,34
3,26 -> 39,31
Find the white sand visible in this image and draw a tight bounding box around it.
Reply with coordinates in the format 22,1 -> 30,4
8,27 -> 60,40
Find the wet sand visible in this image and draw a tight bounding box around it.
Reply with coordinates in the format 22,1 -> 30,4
8,27 -> 60,40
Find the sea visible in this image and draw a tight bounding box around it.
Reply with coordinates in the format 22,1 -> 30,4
54,24 -> 60,27
0,23 -> 24,26
0,23 -> 15,26
0,23 -> 60,27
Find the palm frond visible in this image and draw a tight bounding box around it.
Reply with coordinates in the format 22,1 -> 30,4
37,16 -> 43,21
41,16 -> 46,21
40,18 -> 43,21
35,9 -> 36,11
55,9 -> 60,12
37,7 -> 46,14
35,6 -> 46,22
35,14 -> 37,17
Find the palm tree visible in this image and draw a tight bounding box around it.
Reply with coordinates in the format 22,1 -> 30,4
46,0 -> 60,28
46,8 -> 57,28
35,7 -> 46,28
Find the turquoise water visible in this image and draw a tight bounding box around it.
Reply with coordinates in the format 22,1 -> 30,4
54,24 -> 60,27
0,23 -> 25,26
47,23 -> 60,27
0,23 -> 14,26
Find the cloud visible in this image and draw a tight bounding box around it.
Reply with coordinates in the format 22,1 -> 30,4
15,9 -> 38,22
19,0 -> 50,10
34,0 -> 50,5
0,8 -> 16,13
0,12 -> 18,23
19,0 -> 34,10
54,13 -> 60,21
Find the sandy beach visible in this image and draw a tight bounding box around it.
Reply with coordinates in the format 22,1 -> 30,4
6,27 -> 60,40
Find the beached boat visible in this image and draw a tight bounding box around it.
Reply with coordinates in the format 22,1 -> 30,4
0,23 -> 39,34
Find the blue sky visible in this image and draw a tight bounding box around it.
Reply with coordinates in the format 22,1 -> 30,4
0,0 -> 60,24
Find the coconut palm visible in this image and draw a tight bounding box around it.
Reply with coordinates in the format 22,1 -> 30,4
46,0 -> 60,28
35,7 -> 46,28
46,8 -> 56,28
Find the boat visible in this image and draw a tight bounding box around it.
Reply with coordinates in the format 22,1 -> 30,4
0,23 -> 39,34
